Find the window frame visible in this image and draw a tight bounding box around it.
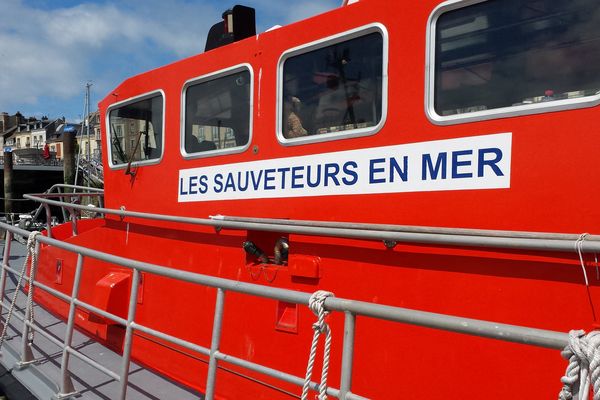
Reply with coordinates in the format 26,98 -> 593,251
180,63 -> 254,160
426,0 -> 600,125
276,23 -> 388,146
105,89 -> 166,170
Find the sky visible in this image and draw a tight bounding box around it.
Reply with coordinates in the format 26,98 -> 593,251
0,0 -> 339,122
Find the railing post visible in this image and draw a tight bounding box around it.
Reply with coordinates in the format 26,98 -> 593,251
57,186 -> 68,223
118,269 -> 141,400
16,239 -> 40,367
43,204 -> 53,238
205,288 -> 226,400
67,207 -> 78,236
56,253 -> 84,398
339,311 -> 356,400
0,231 -> 13,316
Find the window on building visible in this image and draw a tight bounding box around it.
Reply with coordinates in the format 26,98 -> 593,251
108,93 -> 163,166
280,30 -> 384,141
183,68 -> 251,155
433,0 -> 600,117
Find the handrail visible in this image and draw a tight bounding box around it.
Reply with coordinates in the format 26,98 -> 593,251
210,214 -> 600,241
23,192 -> 600,254
30,184 -> 104,224
0,221 -> 572,400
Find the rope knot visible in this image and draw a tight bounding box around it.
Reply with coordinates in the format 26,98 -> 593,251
26,231 -> 41,249
302,290 -> 335,400
308,291 -> 334,334
559,329 -> 600,400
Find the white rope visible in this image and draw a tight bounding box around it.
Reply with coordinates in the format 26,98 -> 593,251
302,290 -> 334,400
559,329 -> 600,400
0,231 -> 41,349
576,233 -> 590,286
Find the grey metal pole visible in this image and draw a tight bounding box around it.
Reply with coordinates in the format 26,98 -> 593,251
118,268 -> 141,400
0,231 -> 12,316
21,194 -> 600,255
58,253 -> 84,397
339,312 -> 356,400
85,83 -> 92,189
43,204 -> 53,238
205,288 -> 226,400
17,239 -> 40,367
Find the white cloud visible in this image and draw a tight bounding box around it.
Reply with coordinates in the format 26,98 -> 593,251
0,0 -> 338,118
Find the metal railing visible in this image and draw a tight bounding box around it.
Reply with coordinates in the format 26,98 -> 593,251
28,184 -> 104,237
22,191 -> 600,255
0,214 -> 575,400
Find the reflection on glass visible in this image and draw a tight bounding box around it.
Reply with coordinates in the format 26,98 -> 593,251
435,0 -> 600,116
282,32 -> 383,139
184,70 -> 251,154
109,95 -> 163,165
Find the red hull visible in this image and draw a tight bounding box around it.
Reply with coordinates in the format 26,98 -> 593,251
34,0 -> 600,398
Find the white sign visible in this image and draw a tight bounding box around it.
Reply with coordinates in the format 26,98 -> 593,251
178,133 -> 512,202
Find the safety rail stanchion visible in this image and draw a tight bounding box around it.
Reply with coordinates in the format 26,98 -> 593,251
57,253 -> 84,398
0,231 -> 13,317
57,186 -> 68,223
17,238 -> 39,367
339,311 -> 356,400
67,207 -> 78,236
118,268 -> 141,400
43,204 -> 53,238
205,288 -> 226,400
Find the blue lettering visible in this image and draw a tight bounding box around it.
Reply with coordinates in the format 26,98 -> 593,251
214,174 -> 223,193
277,167 -> 290,189
306,165 -> 322,188
199,175 -> 208,194
324,163 -> 340,186
369,158 -> 386,184
390,156 -> 408,182
224,173 -> 236,192
342,161 -> 358,185
237,171 -> 248,191
291,166 -> 304,189
452,150 -> 473,179
179,177 -> 188,195
478,148 -> 504,177
250,170 -> 263,190
422,153 -> 447,180
264,169 -> 276,190
189,176 -> 198,195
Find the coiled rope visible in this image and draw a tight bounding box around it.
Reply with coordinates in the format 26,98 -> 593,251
302,290 -> 334,400
559,329 -> 600,400
0,231 -> 41,349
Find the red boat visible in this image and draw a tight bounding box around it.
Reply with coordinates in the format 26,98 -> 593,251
2,0 -> 600,398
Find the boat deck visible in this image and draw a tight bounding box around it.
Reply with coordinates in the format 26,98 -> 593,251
0,240 -> 203,400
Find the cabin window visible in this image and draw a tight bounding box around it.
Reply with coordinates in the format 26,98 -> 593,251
433,0 -> 600,118
183,68 -> 251,156
108,93 -> 163,167
279,28 -> 384,143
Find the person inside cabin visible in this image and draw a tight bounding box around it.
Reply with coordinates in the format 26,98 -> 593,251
282,73 -> 308,139
283,96 -> 307,138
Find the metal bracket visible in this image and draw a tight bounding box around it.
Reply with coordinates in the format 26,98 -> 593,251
53,377 -> 77,400
383,240 -> 397,249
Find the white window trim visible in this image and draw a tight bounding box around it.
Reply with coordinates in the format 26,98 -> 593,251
425,0 -> 600,125
180,64 -> 253,160
276,23 -> 389,146
105,89 -> 166,170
